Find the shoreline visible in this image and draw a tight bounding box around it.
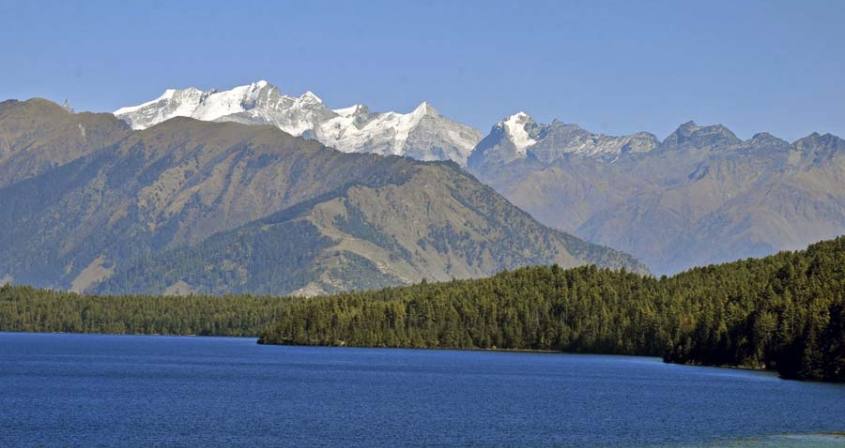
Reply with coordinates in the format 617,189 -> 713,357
2,330 -> 839,383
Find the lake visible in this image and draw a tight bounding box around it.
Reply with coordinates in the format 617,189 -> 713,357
1,333 -> 843,447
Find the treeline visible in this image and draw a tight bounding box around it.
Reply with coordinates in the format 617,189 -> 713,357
0,285 -> 289,336
259,237 -> 845,381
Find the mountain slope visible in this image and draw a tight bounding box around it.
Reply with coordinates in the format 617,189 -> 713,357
0,99 -> 644,294
114,81 -> 481,165
0,98 -> 130,187
97,160 -> 645,296
469,115 -> 845,274
0,115 -> 424,291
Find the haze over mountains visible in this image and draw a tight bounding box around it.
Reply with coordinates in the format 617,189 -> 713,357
0,98 -> 642,296
468,114 -> 845,274
115,81 -> 845,275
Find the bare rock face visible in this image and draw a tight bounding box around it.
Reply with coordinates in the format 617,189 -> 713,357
469,117 -> 845,274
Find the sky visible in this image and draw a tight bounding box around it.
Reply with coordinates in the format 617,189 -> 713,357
1,0 -> 843,141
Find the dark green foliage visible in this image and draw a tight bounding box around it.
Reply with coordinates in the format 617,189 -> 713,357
0,285 -> 289,336
259,265 -> 667,354
259,237 -> 845,381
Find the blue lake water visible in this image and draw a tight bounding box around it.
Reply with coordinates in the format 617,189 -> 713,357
1,332 -> 843,447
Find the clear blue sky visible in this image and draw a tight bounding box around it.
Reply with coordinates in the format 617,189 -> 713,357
1,0 -> 843,141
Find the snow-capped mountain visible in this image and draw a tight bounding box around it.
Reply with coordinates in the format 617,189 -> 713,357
113,80 -> 333,135
467,112 -> 659,169
319,101 -> 481,164
114,81 -> 481,165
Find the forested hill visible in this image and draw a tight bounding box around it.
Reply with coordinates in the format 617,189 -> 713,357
1,237 -> 844,381
259,236 -> 845,381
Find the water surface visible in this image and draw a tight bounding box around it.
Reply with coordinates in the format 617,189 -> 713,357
1,333 -> 843,447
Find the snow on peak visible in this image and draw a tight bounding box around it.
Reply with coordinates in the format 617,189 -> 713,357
319,102 -> 436,156
114,81 -> 481,165
333,104 -> 367,117
114,81 -> 331,134
412,101 -> 438,117
502,112 -> 536,154
317,100 -> 481,164
300,91 -> 322,104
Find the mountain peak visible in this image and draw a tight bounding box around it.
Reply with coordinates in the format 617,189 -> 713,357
661,121 -> 740,150
793,132 -> 845,156
241,80 -> 274,92
505,111 -> 533,122
469,114 -> 661,167
411,101 -> 439,117
300,90 -> 322,103
747,132 -> 789,149
677,120 -> 699,132
333,104 -> 369,118
466,112 -> 537,168
501,112 -> 537,154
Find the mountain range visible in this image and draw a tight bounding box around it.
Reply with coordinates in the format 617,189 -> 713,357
115,81 -> 845,275
0,98 -> 643,296
114,81 -> 482,166
468,114 -> 845,274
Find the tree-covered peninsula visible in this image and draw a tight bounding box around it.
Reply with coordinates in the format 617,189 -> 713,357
258,237 -> 845,382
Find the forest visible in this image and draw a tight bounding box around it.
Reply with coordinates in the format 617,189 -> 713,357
0,286 -> 290,336
258,237 -> 845,381
2,237 -> 844,381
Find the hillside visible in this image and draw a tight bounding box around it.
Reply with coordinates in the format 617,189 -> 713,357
0,98 -> 130,187
95,160 -> 643,296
